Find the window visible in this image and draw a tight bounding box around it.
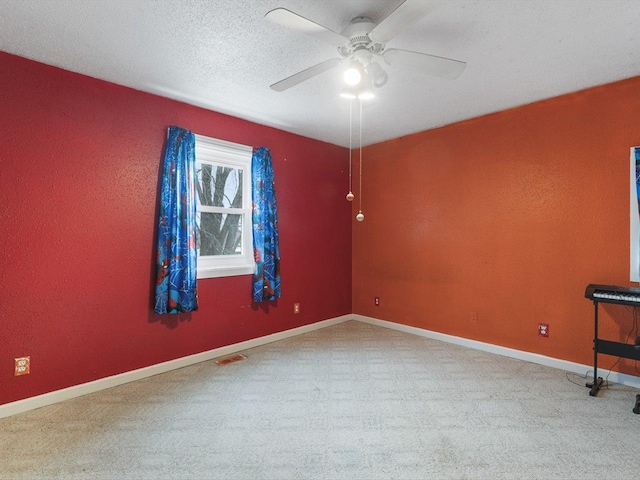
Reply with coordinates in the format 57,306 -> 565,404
194,134 -> 254,278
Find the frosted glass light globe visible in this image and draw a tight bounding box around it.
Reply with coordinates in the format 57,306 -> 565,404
356,212 -> 365,222
344,67 -> 361,86
346,192 -> 355,201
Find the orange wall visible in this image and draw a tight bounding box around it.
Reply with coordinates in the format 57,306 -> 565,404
353,76 -> 640,375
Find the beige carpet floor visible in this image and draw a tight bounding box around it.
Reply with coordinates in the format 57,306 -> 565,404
1,320 -> 639,480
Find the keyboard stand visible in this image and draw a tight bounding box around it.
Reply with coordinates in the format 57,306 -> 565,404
586,300 -> 605,396
584,285 -> 640,400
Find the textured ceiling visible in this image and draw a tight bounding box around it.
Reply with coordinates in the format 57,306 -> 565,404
0,0 -> 639,147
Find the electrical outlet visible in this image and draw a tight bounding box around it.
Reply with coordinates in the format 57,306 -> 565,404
374,297 -> 380,306
14,356 -> 30,376
538,323 -> 549,337
293,303 -> 300,314
471,312 -> 478,324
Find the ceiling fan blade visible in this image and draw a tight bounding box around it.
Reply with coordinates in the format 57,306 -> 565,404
369,0 -> 441,44
265,8 -> 347,47
383,48 -> 466,80
270,58 -> 342,92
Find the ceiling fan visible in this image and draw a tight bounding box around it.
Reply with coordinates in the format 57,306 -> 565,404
265,0 -> 466,94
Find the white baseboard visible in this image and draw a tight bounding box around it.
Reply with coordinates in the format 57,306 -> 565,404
0,315 -> 352,420
353,314 -> 640,390
4,313 -> 637,420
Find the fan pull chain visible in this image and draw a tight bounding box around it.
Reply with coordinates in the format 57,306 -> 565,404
356,98 -> 364,222
346,98 -> 354,202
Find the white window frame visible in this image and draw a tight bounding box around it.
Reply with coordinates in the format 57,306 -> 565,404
194,134 -> 254,279
631,146 -> 640,282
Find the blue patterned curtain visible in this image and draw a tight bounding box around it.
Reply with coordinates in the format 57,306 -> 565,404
252,147 -> 281,302
154,126 -> 198,314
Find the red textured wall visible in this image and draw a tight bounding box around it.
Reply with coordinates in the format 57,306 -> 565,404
353,76 -> 640,375
0,52 -> 351,405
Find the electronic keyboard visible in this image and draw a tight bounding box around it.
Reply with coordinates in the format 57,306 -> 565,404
584,284 -> 640,306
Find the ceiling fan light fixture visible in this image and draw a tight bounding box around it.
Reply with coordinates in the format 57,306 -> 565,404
357,75 -> 375,100
366,62 -> 388,88
340,84 -> 358,99
343,62 -> 363,85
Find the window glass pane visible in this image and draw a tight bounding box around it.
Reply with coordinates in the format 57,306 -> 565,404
196,212 -> 243,256
195,163 -> 243,208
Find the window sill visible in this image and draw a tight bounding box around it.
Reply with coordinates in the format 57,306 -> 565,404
197,264 -> 254,279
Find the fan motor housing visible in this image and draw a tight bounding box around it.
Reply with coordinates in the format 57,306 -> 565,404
339,16 -> 383,57
342,16 -> 375,39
